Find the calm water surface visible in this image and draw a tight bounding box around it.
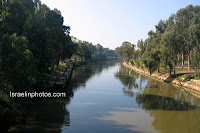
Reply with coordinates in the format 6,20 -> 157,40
8,61 -> 200,133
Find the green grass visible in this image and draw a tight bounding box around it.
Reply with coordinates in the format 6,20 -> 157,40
174,67 -> 197,81
153,66 -> 197,81
51,62 -> 70,77
184,60 -> 188,65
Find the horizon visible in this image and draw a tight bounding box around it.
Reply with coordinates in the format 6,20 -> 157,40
41,0 -> 199,50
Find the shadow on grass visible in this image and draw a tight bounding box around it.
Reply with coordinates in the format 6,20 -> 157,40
175,73 -> 192,77
163,72 -> 193,83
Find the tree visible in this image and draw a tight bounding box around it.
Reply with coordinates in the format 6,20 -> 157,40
192,48 -> 200,78
175,5 -> 197,70
141,29 -> 162,74
1,34 -> 35,91
2,0 -> 34,35
0,0 -> 79,123
160,31 -> 180,76
115,41 -> 135,62
137,39 -> 146,53
155,20 -> 167,33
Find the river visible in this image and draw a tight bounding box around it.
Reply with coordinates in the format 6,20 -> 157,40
7,61 -> 200,133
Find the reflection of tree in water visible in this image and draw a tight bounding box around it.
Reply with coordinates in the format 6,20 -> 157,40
116,65 -> 200,111
135,81 -> 200,111
115,66 -> 138,89
115,65 -> 148,97
148,108 -> 200,133
116,66 -> 200,132
114,65 -> 200,111
136,82 -> 200,133
65,61 -> 118,99
122,88 -> 134,97
9,61 -> 118,133
9,99 -> 70,133
136,93 -> 198,111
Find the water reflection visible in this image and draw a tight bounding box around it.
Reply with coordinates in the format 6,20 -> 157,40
136,94 -> 198,111
112,65 -> 200,133
115,65 -> 200,111
66,61 -> 118,99
7,62 -> 200,133
149,109 -> 200,133
98,107 -> 200,133
115,65 -> 148,98
115,65 -> 139,89
8,99 -> 70,133
7,61 -> 119,133
97,108 -> 157,133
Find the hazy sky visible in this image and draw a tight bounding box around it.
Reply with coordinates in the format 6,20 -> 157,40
41,0 -> 199,50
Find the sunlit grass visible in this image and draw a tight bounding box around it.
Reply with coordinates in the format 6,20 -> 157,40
49,61 -> 71,78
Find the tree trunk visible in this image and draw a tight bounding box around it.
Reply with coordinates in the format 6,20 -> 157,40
173,66 -> 176,77
169,67 -> 172,77
182,51 -> 184,68
188,54 -> 191,70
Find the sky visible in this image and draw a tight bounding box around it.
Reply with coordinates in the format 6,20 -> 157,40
41,0 -> 199,50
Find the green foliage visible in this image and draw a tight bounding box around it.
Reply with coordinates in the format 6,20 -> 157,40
141,30 -> 161,75
155,20 -> 167,33
192,48 -> 200,69
130,60 -> 134,65
0,33 -> 34,122
121,5 -> 200,77
73,40 -> 117,62
160,31 -> 180,75
137,39 -> 146,53
0,0 -> 78,122
1,34 -> 35,91
192,48 -> 200,78
115,41 -> 135,62
143,50 -> 160,75
185,75 -> 194,81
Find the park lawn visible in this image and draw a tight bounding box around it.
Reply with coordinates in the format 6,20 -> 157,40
162,66 -> 197,81
152,65 -> 197,81
175,67 -> 197,81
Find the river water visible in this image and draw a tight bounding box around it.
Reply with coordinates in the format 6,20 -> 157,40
8,61 -> 200,133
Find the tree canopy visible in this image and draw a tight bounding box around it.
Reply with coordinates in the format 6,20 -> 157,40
115,5 -> 200,77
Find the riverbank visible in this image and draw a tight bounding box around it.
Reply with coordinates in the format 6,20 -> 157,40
49,63 -> 73,89
123,62 -> 200,98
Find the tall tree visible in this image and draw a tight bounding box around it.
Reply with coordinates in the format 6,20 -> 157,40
175,5 -> 196,70
160,31 -> 180,76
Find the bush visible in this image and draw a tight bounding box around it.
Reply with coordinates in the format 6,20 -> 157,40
130,60 -> 134,65
136,60 -> 140,68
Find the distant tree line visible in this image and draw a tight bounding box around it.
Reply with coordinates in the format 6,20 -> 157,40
71,37 -> 117,63
115,5 -> 200,77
